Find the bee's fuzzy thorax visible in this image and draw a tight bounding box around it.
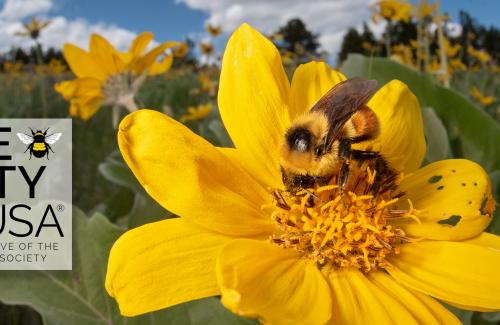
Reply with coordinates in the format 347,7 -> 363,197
288,111 -> 329,140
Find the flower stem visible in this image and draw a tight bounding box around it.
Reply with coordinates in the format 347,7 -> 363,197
384,20 -> 392,57
120,94 -> 138,113
435,0 -> 450,87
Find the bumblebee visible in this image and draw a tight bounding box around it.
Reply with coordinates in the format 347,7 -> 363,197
280,77 -> 394,192
16,128 -> 62,160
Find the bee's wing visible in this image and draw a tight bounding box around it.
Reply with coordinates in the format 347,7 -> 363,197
16,133 -> 34,144
310,77 -> 377,148
45,133 -> 62,144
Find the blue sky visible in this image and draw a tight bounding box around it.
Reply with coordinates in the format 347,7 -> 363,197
0,0 -> 499,55
53,0 -> 499,44
55,0 -> 207,43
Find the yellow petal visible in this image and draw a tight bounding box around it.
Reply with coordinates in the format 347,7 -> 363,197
394,159 -> 494,240
133,41 -> 180,75
217,147 -> 271,190
70,96 -> 103,120
388,238 -> 500,311
148,54 -> 173,76
216,239 -> 331,325
368,272 -> 461,324
218,23 -> 290,189
289,61 -> 346,119
328,269 -> 419,324
106,218 -> 230,316
129,32 -> 153,58
465,231 -> 500,249
118,109 -> 274,236
63,44 -> 107,80
54,80 -> 77,100
89,34 -> 124,75
354,80 -> 426,174
72,77 -> 103,97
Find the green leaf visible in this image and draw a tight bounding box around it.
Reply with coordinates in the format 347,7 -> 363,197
421,107 -> 451,163
98,156 -> 173,228
0,209 -> 255,324
91,187 -> 135,222
125,193 -> 171,228
98,160 -> 143,194
342,54 -> 500,174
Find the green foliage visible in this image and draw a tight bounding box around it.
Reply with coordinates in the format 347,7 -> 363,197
272,18 -> 321,62
421,107 -> 451,163
0,209 -> 256,325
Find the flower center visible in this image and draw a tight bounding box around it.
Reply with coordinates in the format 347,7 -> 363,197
102,72 -> 145,110
267,160 -> 417,273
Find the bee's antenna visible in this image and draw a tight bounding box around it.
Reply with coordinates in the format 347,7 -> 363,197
29,127 -> 35,135
44,127 -> 50,135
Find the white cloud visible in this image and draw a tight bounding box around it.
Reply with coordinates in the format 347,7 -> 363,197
178,0 -> 377,56
0,0 -> 137,53
39,16 -> 136,51
0,0 -> 52,21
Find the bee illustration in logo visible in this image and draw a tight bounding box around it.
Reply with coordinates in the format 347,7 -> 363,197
16,128 -> 62,159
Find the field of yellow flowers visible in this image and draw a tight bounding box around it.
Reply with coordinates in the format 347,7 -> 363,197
0,1 -> 499,324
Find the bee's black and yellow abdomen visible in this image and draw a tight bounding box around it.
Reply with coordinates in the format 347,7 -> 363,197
32,132 -> 48,158
32,141 -> 47,158
33,142 -> 46,151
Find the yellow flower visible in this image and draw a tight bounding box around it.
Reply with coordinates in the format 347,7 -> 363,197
391,44 -> 415,68
281,51 -> 295,65
47,58 -> 67,76
173,43 -> 189,58
54,32 -> 181,120
106,24 -> 499,323
200,41 -> 214,55
269,32 -> 284,42
449,58 -> 466,72
471,86 -> 496,106
198,72 -> 217,96
3,61 -> 23,77
15,17 -> 50,40
207,23 -> 222,37
468,46 -> 491,64
417,0 -> 435,18
444,38 -> 461,58
34,59 -> 67,77
372,0 -> 412,22
180,103 -> 212,122
489,65 -> 500,74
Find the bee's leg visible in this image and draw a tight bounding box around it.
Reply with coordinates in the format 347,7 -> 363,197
338,139 -> 351,189
370,156 -> 388,195
339,162 -> 350,189
351,150 -> 379,160
46,143 -> 54,153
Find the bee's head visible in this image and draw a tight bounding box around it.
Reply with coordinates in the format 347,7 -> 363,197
283,112 -> 329,159
285,127 -> 324,156
279,112 -> 338,185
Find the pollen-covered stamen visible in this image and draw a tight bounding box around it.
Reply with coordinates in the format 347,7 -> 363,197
267,161 -> 418,273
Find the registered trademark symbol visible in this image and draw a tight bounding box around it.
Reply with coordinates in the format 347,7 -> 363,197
57,204 -> 65,212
